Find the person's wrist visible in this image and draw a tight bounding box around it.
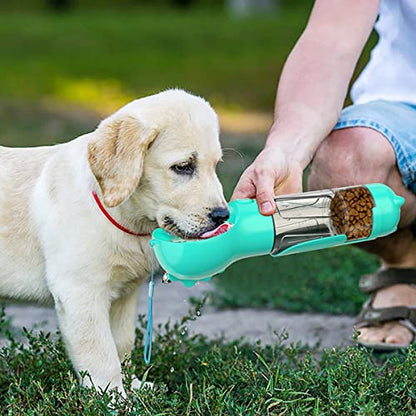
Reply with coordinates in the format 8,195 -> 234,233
263,133 -> 313,171
264,106 -> 330,169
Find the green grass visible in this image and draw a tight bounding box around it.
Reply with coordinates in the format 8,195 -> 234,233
0,8 -> 308,111
209,246 -> 377,315
0,4 -> 378,112
1,305 -> 415,415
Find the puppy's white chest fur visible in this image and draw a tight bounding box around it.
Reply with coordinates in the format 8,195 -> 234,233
108,240 -> 153,299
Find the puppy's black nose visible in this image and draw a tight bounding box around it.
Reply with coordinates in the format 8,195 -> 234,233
209,207 -> 230,227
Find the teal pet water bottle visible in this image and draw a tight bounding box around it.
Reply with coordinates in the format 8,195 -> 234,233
150,184 -> 404,287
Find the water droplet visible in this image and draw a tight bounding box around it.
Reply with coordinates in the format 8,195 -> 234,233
173,351 -> 176,356
170,367 -> 174,373
196,310 -> 201,316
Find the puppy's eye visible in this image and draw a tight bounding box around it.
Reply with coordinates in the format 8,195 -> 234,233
171,163 -> 195,175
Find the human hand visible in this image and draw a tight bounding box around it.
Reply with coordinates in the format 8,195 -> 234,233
231,145 -> 304,216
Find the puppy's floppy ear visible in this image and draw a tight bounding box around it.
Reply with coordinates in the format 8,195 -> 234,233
88,114 -> 158,207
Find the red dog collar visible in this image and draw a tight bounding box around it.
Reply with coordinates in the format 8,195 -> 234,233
92,191 -> 151,237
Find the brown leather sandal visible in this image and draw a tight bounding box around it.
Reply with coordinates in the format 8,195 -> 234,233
355,268 -> 416,351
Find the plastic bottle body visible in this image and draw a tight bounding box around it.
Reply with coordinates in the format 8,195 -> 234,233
272,184 -> 403,256
151,184 -> 404,286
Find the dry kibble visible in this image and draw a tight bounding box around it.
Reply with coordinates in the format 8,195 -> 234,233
329,186 -> 375,240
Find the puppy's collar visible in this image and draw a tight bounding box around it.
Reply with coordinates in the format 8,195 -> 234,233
92,191 -> 151,237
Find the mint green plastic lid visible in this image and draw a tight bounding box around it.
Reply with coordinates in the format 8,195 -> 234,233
365,183 -> 405,238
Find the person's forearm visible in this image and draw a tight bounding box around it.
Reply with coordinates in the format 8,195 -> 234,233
267,0 -> 379,168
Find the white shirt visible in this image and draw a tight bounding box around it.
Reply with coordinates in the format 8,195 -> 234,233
351,0 -> 416,105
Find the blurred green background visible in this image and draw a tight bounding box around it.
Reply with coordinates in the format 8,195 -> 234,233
0,0 -> 378,314
0,0 -> 315,114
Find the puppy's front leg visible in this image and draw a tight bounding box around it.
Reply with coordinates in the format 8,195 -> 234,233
52,285 -> 125,395
110,285 -> 140,361
110,285 -> 152,390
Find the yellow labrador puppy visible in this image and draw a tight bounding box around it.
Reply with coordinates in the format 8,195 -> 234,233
0,89 -> 228,395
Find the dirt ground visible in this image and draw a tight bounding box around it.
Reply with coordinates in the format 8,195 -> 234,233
5,279 -> 355,349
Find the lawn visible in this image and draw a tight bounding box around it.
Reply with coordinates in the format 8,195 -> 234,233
0,7 -> 305,112
0,4 -> 375,113
1,306 -> 415,415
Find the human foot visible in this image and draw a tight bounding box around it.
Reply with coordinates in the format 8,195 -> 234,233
356,270 -> 416,349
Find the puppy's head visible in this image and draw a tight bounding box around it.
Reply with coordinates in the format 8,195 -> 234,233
88,89 -> 228,239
